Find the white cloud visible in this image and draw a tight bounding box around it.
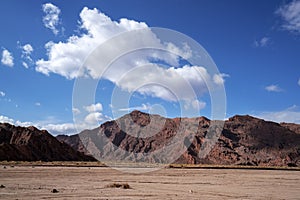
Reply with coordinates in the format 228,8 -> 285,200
265,84 -> 283,92
213,73 -> 229,85
254,37 -> 270,47
22,44 -> 33,56
191,99 -> 206,110
72,107 -> 81,115
298,78 -> 300,86
166,42 -> 192,60
84,112 -> 101,124
35,102 -> 41,106
255,105 -> 300,124
1,49 -> 14,67
22,62 -> 29,69
84,112 -> 110,125
42,123 -> 77,135
17,42 -> 34,68
0,91 -> 5,97
36,7 -> 227,105
114,64 -> 210,102
118,103 -> 152,112
82,102 -> 112,127
0,115 -> 32,127
0,115 -> 14,124
36,7 -> 149,79
42,3 -> 61,35
184,99 -> 206,110
276,0 -> 300,33
84,103 -> 103,113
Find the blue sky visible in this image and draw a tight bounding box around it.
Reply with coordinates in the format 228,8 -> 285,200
0,0 -> 300,135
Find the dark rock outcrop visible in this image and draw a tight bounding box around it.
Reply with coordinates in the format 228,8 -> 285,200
280,122 -> 300,134
0,123 -> 95,161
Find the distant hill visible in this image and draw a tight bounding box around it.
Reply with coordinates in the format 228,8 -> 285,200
57,111 -> 300,167
0,123 -> 95,161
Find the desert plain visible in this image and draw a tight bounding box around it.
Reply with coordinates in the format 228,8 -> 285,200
0,164 -> 299,200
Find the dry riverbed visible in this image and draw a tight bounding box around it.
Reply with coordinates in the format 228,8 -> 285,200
0,165 -> 299,199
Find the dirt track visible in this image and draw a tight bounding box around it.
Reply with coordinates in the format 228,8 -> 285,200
0,166 -> 299,199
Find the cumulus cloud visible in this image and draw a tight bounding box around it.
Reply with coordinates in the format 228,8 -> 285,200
1,49 -> 14,67
0,115 -> 15,124
0,91 -> 5,97
17,42 -> 34,68
84,112 -> 104,124
255,105 -> 300,124
36,7 -> 226,108
276,0 -> 300,33
184,99 -> 206,110
254,37 -> 270,47
191,99 -> 206,110
213,73 -> 229,85
42,123 -> 77,135
80,102 -> 111,127
22,44 -> 33,56
84,103 -> 103,113
265,84 -> 283,92
118,103 -> 152,112
36,7 -> 149,78
42,3 -> 62,35
114,64 -> 210,102
72,107 -> 81,115
166,42 -> 192,60
0,115 -> 33,127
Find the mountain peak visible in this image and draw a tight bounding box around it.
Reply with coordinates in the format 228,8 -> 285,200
228,114 -> 262,123
62,111 -> 300,167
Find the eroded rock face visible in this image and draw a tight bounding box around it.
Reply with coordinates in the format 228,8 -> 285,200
2,111 -> 298,166
280,122 -> 300,134
58,111 -> 300,167
0,123 -> 95,161
199,115 -> 300,167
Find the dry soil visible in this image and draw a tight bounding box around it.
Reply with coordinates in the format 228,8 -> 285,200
0,165 -> 299,199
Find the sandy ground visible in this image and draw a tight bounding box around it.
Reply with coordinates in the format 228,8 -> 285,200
0,165 -> 299,200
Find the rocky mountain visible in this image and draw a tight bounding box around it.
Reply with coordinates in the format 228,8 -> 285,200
56,133 -> 90,156
0,123 -> 95,161
201,115 -> 300,166
280,122 -> 300,134
57,111 -> 300,167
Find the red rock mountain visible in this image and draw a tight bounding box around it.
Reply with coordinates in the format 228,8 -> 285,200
0,123 -> 95,161
280,122 -> 300,134
57,111 -> 300,167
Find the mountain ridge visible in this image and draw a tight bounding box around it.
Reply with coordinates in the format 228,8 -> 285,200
0,122 -> 95,161
57,111 -> 300,167
1,111 -> 299,166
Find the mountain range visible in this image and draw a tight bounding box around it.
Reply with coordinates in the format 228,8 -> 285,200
1,110 -> 300,167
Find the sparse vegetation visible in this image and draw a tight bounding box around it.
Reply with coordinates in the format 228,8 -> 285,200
105,183 -> 131,189
0,184 -> 5,188
0,161 -> 299,171
167,163 -> 300,171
